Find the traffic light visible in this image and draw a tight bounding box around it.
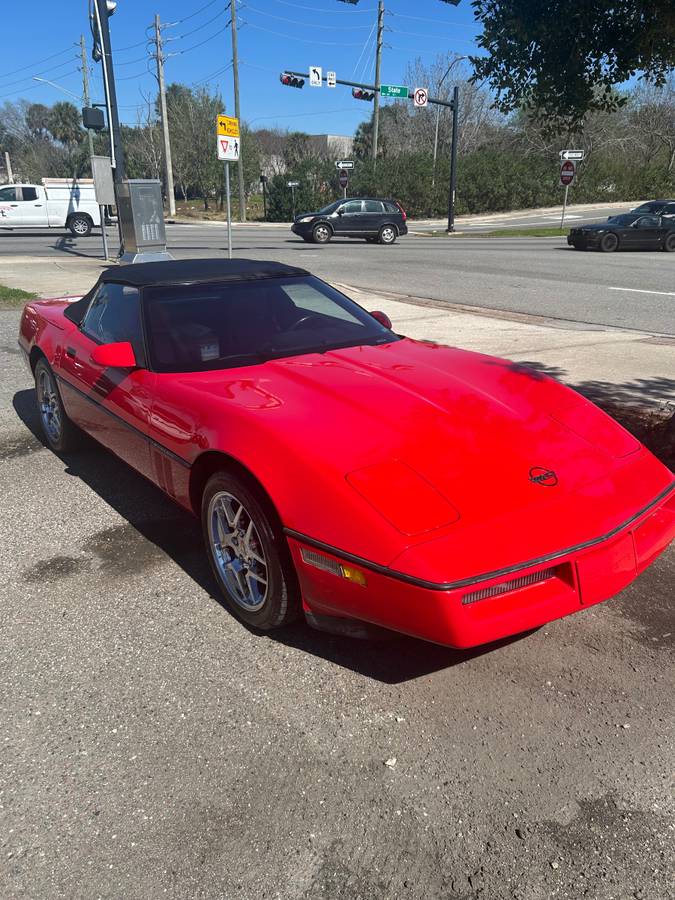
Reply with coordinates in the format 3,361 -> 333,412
352,87 -> 375,102
280,73 -> 305,89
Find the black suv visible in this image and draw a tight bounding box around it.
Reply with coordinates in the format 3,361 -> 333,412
291,197 -> 408,245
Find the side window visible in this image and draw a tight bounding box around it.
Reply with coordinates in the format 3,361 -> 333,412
637,216 -> 659,228
0,187 -> 17,202
20,187 -> 38,201
363,200 -> 384,213
82,283 -> 143,356
384,201 -> 398,213
341,200 -> 363,214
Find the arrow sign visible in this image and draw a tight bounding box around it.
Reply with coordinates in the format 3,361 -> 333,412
560,149 -> 585,161
309,66 -> 322,87
335,160 -> 354,169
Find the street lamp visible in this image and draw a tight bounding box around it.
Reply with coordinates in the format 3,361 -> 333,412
32,77 -> 82,102
432,56 -> 467,186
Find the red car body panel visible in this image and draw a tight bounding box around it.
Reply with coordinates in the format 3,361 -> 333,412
19,294 -> 675,649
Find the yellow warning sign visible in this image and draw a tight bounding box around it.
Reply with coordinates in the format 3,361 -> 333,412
217,114 -> 240,138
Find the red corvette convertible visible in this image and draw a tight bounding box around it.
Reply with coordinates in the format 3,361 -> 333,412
19,259 -> 674,649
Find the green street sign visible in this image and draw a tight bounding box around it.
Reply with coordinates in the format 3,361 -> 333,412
380,84 -> 409,99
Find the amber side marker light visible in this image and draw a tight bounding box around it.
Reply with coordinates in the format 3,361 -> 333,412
300,548 -> 367,586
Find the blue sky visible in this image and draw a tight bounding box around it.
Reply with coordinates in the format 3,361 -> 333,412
1,0 -> 482,135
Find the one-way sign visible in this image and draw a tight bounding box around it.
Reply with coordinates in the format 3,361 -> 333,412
560,149 -> 585,161
335,160 -> 354,169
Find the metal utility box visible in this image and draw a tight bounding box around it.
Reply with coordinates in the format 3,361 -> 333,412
117,179 -> 172,263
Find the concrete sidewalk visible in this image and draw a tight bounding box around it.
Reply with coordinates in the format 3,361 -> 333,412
1,254 -> 673,414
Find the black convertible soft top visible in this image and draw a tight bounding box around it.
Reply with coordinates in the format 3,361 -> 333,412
101,258 -> 309,288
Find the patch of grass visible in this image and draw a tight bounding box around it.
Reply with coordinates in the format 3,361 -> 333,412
0,284 -> 38,308
416,227 -> 567,238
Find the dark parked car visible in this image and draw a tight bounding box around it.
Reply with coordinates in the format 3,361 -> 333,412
291,197 -> 408,245
631,199 -> 675,216
568,213 -> 675,252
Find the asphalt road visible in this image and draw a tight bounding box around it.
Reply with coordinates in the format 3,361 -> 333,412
2,223 -> 675,334
1,299 -> 674,898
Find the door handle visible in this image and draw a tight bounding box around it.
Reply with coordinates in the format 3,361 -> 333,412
34,203 -> 43,207
65,346 -> 77,358
10,204 -> 18,207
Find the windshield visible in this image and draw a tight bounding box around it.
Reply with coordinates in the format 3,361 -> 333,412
144,275 -> 397,373
632,202 -> 660,214
317,200 -> 341,215
607,214 -> 637,226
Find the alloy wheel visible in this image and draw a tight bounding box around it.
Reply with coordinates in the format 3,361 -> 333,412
37,368 -> 62,443
207,491 -> 268,611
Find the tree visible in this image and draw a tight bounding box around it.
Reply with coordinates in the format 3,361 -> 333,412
470,0 -> 675,127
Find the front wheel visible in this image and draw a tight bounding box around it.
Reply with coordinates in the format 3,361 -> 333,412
378,225 -> 397,245
34,359 -> 80,452
599,232 -> 618,253
68,214 -> 92,237
201,471 -> 300,631
663,233 -> 675,252
312,223 -> 332,244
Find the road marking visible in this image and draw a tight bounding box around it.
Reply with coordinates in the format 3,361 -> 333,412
608,287 -> 675,298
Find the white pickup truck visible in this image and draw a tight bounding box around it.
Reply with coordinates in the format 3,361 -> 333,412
0,178 -> 102,236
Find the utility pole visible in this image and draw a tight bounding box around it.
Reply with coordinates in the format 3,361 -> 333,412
4,152 -> 13,184
79,35 -> 95,159
229,0 -> 246,222
447,85 -> 459,233
371,0 -> 384,163
93,0 -> 125,185
154,14 -> 176,217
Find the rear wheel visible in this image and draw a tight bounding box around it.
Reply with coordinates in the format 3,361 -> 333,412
378,225 -> 397,245
312,223 -> 332,244
68,214 -> 92,237
201,471 -> 300,631
34,359 -> 80,452
599,232 -> 618,253
663,233 -> 675,252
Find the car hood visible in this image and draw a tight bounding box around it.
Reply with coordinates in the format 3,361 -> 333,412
177,338 -> 672,579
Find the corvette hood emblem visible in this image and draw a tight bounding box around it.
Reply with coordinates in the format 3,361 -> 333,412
529,466 -> 558,487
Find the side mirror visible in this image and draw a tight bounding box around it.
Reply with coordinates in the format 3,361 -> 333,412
369,310 -> 392,330
337,208 -> 344,215
91,341 -> 137,368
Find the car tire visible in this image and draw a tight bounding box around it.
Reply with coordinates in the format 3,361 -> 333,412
599,232 -> 618,253
312,223 -> 332,244
68,214 -> 92,237
378,225 -> 397,245
201,470 -> 301,631
34,358 -> 81,453
663,233 -> 675,252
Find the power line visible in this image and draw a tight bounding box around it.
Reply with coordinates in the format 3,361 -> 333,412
171,25 -> 230,55
275,0 -> 375,12
389,11 -> 478,31
242,4 -> 372,30
0,46 -> 73,81
241,21 -> 364,46
0,68 -> 80,101
0,55 -> 78,90
174,7 -> 229,40
387,29 -> 478,48
177,0 -> 223,25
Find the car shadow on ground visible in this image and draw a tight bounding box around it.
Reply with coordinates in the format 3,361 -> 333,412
12,387 -> 524,683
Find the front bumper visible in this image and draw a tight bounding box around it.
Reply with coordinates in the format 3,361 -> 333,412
568,233 -> 600,249
291,221 -> 313,237
287,485 -> 675,649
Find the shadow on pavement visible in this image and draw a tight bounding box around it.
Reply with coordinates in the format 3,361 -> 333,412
12,386 -> 515,683
489,359 -> 675,469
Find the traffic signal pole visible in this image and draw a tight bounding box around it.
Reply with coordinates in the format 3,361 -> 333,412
79,35 -> 95,159
93,0 -> 125,185
282,70 -> 458,232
